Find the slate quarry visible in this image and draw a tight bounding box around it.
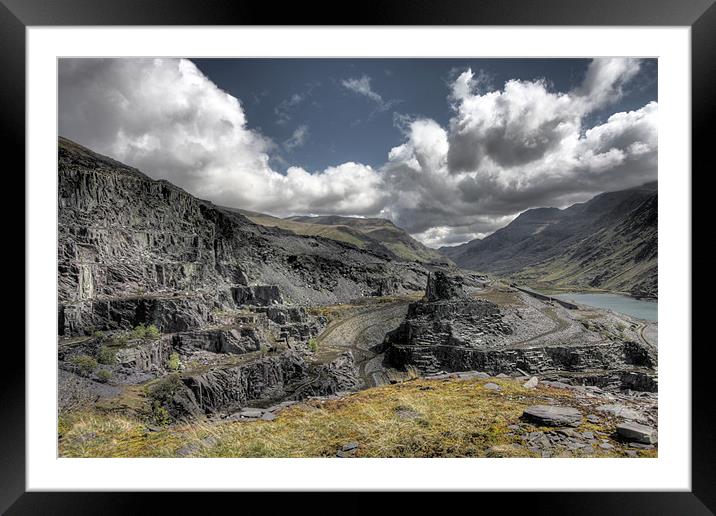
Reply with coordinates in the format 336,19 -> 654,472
56,137 -> 428,418
385,272 -> 657,383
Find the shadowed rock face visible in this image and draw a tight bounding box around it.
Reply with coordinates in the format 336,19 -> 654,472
384,274 -> 513,374
231,285 -> 283,306
168,351 -> 360,417
172,328 -> 265,355
425,271 -> 467,302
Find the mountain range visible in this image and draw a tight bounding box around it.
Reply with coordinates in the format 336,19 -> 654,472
440,182 -> 658,297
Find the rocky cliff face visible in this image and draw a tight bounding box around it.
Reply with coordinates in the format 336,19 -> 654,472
58,137 -> 427,336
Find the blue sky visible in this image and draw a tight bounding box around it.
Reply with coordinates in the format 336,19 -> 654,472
59,58 -> 658,247
193,58 -> 657,173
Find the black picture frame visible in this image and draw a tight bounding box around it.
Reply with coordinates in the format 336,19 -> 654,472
3,0 -> 713,513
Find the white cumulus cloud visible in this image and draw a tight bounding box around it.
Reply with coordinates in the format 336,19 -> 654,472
59,57 -> 657,249
59,58 -> 383,218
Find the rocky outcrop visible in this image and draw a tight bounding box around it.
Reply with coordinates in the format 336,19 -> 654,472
172,327 -> 265,355
58,293 -> 221,336
114,338 -> 174,372
425,271 -> 467,302
231,285 -> 283,306
388,340 -> 653,376
384,273 -> 513,374
251,306 -> 326,344
169,351 -> 359,417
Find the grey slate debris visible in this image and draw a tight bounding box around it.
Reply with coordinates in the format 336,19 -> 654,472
597,403 -> 645,421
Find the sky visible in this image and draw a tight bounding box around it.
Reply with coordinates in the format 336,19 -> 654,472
58,58 -> 658,248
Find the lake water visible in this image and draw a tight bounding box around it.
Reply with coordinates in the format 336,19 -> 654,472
552,292 -> 658,322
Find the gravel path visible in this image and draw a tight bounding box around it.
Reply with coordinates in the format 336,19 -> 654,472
641,322 -> 658,347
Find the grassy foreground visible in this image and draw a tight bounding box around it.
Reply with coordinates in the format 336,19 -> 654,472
58,377 -> 655,458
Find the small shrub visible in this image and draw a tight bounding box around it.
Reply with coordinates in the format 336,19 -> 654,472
92,330 -> 105,339
151,402 -> 171,426
129,324 -> 146,339
96,369 -> 112,383
69,354 -> 98,376
130,323 -> 161,340
147,374 -> 183,404
97,346 -> 117,365
147,374 -> 183,425
166,353 -> 181,371
307,338 -> 318,352
145,324 -> 161,339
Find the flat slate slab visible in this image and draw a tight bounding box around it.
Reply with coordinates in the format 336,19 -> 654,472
541,380 -> 573,389
238,408 -> 264,418
522,405 -> 583,427
617,421 -> 658,444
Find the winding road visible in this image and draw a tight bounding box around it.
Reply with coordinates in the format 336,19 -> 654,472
314,301 -> 410,387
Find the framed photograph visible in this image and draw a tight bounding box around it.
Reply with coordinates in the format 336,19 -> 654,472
6,0 -> 713,512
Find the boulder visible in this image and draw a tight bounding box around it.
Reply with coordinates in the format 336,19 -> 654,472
616,422 -> 657,444
522,405 -> 583,427
523,376 -> 539,389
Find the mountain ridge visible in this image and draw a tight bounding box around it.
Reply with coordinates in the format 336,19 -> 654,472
440,182 -> 657,297
224,209 -> 451,265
